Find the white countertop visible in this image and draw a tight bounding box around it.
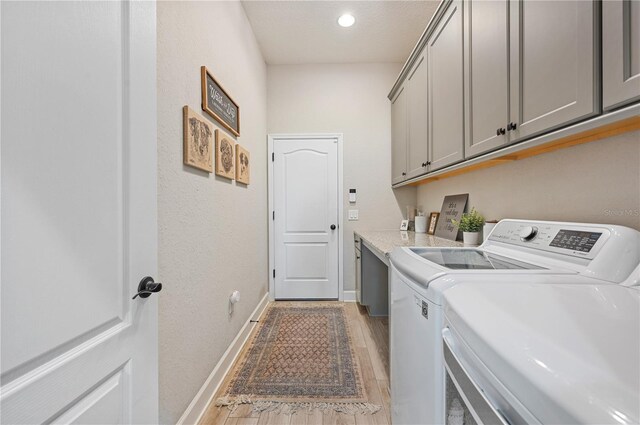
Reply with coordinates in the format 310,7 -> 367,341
355,230 -> 463,261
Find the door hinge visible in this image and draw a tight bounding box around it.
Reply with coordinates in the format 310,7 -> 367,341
272,152 -> 274,161
273,269 -> 276,278
272,211 -> 275,220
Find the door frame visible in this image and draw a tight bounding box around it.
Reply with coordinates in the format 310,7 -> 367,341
267,133 -> 344,301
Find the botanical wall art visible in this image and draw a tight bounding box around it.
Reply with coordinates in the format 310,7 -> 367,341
235,144 -> 250,185
183,106 -> 213,172
215,129 -> 235,179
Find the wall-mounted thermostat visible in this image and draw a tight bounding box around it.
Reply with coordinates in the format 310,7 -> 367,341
349,189 -> 357,203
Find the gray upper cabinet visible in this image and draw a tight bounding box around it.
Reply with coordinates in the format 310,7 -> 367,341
391,86 -> 408,185
428,0 -> 464,171
464,0 -> 509,158
406,53 -> 430,179
389,0 -> 635,187
603,0 -> 640,111
508,0 -> 599,142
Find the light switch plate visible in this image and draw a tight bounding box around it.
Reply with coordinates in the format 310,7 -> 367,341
348,210 -> 359,221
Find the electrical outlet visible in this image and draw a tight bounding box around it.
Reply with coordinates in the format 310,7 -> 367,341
348,210 -> 359,221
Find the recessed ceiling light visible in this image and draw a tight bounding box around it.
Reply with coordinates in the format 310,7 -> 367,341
338,13 -> 355,28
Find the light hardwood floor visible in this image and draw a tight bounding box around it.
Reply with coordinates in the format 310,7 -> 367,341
199,302 -> 390,425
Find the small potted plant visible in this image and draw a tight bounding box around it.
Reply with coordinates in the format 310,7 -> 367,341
452,208 -> 485,246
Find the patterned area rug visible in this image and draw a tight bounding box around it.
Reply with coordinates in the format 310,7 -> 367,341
216,303 -> 381,415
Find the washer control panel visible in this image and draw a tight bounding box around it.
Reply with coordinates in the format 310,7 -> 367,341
549,230 -> 602,253
488,221 -> 610,260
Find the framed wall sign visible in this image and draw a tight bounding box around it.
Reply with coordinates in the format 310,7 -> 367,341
201,66 -> 240,137
182,106 -> 213,172
434,194 -> 469,240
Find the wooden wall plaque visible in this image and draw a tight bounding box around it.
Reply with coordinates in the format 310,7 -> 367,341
201,66 -> 240,137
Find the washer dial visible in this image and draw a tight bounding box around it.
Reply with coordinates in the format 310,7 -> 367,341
519,226 -> 538,241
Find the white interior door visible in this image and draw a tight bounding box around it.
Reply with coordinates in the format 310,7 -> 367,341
272,136 -> 339,299
1,1 -> 158,423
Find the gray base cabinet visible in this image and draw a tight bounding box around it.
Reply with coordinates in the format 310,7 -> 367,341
361,245 -> 388,317
603,0 -> 640,111
428,0 -> 464,171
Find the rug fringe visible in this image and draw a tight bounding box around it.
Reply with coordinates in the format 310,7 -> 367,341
215,397 -> 382,415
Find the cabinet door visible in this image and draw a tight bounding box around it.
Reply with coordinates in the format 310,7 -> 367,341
464,0 -> 509,158
509,0 -> 598,142
391,86 -> 408,184
603,0 -> 640,110
406,53 -> 429,179
428,0 -> 464,171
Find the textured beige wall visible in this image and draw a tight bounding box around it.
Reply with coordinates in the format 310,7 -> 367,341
416,131 -> 640,230
157,2 -> 268,423
267,63 -> 416,292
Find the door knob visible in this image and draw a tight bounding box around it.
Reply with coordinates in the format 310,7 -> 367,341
330,224 -> 337,230
496,128 -> 506,136
507,122 -> 518,131
132,276 -> 163,299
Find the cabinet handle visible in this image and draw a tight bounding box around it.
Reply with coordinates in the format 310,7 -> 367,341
496,128 -> 506,136
427,161 -> 431,166
422,162 -> 427,167
402,172 -> 406,176
507,122 -> 517,131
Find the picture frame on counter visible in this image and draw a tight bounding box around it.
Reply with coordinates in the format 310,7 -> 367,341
182,106 -> 213,173
215,129 -> 235,180
427,212 -> 440,235
434,193 -> 469,241
400,219 -> 409,231
201,66 -> 240,137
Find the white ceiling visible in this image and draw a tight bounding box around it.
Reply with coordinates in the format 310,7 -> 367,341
241,1 -> 440,65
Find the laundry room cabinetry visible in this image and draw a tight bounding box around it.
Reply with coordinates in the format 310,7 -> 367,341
391,85 -> 408,184
389,0 -> 463,184
427,0 -> 465,170
603,0 -> 640,111
508,0 -> 599,142
406,52 -> 430,179
466,0 -> 599,158
390,0 -> 637,187
464,0 -> 510,158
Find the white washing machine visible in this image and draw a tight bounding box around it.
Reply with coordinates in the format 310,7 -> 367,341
442,270 -> 640,424
389,219 -> 640,425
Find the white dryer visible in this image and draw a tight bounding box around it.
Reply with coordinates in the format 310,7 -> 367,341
389,219 -> 640,425
442,274 -> 640,424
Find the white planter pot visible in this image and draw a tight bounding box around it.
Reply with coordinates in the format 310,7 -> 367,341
463,231 -> 481,246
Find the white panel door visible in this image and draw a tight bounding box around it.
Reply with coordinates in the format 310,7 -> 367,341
273,137 -> 339,299
1,1 -> 158,424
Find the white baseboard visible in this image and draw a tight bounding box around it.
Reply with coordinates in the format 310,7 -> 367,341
176,292 -> 270,425
343,290 -> 356,302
